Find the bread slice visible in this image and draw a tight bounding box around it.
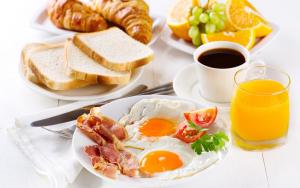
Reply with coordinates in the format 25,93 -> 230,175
65,39 -> 132,85
21,43 -> 48,84
27,43 -> 96,90
73,27 -> 154,72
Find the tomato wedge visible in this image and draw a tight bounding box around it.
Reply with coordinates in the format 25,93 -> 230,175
175,121 -> 206,143
184,107 -> 218,128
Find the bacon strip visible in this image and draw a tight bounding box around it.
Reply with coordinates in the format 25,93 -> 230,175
78,107 -> 138,179
119,150 -> 139,177
84,145 -> 118,179
77,115 -> 106,145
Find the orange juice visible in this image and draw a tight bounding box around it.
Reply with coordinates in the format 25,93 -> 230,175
231,79 -> 289,149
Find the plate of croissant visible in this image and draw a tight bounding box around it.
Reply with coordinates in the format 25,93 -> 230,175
31,0 -> 164,45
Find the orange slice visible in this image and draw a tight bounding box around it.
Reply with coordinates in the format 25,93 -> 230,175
167,0 -> 200,41
201,29 -> 256,49
226,0 -> 271,34
253,23 -> 273,37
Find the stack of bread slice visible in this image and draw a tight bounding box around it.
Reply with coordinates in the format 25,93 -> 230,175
21,27 -> 154,91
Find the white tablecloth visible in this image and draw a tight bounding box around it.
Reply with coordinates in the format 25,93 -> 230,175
0,0 -> 299,187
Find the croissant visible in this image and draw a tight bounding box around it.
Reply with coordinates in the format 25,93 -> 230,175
48,0 -> 108,32
93,0 -> 153,44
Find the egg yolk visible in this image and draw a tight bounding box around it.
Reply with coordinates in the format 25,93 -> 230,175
139,118 -> 176,137
139,150 -> 183,174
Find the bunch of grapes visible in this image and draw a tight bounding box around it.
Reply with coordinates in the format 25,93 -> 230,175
188,3 -> 227,46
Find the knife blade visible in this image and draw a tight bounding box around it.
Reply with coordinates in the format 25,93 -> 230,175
31,85 -> 148,127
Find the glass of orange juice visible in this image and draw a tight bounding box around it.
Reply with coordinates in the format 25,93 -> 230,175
230,65 -> 291,150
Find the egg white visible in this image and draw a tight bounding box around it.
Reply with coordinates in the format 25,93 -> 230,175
118,98 -> 225,180
136,137 -> 220,180
119,98 -> 196,149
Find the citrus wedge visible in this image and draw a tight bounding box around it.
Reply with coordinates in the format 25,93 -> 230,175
167,0 -> 200,41
253,23 -> 273,37
201,29 -> 256,49
226,0 -> 270,31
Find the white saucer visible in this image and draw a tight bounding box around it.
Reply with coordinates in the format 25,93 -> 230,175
173,64 -> 230,111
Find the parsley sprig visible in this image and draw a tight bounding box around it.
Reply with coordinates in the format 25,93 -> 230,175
187,121 -> 208,132
191,131 -> 229,155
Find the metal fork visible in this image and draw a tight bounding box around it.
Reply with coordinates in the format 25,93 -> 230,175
42,82 -> 174,139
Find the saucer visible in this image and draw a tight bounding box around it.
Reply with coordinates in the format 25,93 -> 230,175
173,64 -> 230,111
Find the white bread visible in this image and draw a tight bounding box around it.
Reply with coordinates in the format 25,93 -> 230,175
21,43 -> 48,84
64,39 -> 132,85
73,27 -> 154,71
27,43 -> 96,90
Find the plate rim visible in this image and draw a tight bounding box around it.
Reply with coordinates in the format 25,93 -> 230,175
19,35 -> 144,101
160,22 -> 280,55
72,94 -> 231,187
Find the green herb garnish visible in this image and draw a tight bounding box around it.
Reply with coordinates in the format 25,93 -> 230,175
191,131 -> 229,155
187,121 -> 208,132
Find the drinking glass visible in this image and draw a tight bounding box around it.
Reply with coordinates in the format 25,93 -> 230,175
230,66 -> 291,150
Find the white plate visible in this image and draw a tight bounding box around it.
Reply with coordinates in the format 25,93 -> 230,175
19,35 -> 144,101
160,22 -> 280,55
72,95 -> 230,187
30,3 -> 165,46
173,64 -> 230,111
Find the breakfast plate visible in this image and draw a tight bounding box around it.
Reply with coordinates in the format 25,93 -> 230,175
72,95 -> 230,187
19,34 -> 144,101
160,22 -> 280,55
173,63 -> 230,111
30,3 -> 165,46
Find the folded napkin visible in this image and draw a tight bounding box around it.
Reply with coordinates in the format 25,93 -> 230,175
6,100 -> 97,188
8,119 -> 82,188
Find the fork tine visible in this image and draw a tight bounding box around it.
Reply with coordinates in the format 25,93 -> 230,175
42,127 -> 74,139
154,89 -> 175,95
140,82 -> 172,94
140,84 -> 173,95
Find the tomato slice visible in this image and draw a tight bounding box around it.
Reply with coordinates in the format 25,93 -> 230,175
175,121 -> 206,143
184,107 -> 217,128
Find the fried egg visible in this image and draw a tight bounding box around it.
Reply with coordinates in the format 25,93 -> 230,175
119,98 -> 196,149
136,137 -> 219,179
118,98 -> 224,179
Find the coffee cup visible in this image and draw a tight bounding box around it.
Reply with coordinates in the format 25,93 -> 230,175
193,41 -> 263,103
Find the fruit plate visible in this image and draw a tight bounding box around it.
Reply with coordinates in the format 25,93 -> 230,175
19,35 -> 144,101
160,22 -> 280,55
30,3 -> 165,46
72,95 -> 230,187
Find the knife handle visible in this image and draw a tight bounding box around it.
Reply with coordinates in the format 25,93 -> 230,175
15,100 -> 99,127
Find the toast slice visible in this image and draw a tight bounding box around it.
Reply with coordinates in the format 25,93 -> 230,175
27,43 -> 96,90
21,43 -> 48,84
65,39 -> 132,85
73,27 -> 154,72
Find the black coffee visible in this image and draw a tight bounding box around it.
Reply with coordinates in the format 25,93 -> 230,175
198,48 -> 245,69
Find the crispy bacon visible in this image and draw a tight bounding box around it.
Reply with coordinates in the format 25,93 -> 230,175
84,145 -> 118,179
119,150 -> 139,177
98,143 -> 120,164
84,144 -> 139,179
79,107 -> 138,179
77,115 -> 106,145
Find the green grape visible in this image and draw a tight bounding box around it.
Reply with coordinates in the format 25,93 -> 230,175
216,20 -> 225,31
199,13 -> 209,23
212,3 -> 226,13
217,12 -> 227,21
192,35 -> 202,46
189,16 -> 200,26
192,6 -> 203,18
188,26 -> 200,38
209,12 -> 220,24
205,22 -> 216,34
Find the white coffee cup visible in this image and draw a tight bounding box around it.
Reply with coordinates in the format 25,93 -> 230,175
193,41 -> 263,103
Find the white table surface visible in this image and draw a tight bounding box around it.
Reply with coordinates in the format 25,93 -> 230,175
0,0 -> 299,187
